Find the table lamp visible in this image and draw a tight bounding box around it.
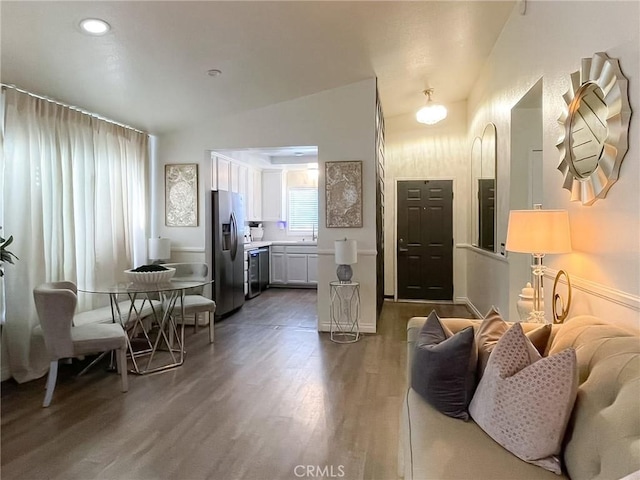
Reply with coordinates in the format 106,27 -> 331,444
335,238 -> 357,283
148,237 -> 171,264
505,207 -> 571,323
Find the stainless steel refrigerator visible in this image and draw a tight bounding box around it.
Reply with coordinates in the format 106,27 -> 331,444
210,190 -> 245,318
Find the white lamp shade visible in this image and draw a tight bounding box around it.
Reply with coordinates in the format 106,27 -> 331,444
149,237 -> 171,260
334,239 -> 357,265
505,210 -> 572,254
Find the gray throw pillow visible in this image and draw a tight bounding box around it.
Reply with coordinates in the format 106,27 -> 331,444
411,311 -> 477,420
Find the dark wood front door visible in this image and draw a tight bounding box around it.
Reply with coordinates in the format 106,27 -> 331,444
397,180 -> 453,300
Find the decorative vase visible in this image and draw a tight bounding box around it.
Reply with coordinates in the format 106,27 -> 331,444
516,282 -> 544,321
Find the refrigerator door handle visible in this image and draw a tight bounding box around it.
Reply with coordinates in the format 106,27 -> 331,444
230,212 -> 238,260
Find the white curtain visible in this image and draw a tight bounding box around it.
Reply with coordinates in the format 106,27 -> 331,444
1,88 -> 148,383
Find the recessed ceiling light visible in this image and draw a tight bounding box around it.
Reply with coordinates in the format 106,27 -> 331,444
79,18 -> 111,35
207,69 -> 222,77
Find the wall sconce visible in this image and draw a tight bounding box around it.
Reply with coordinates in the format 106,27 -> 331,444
416,88 -> 448,125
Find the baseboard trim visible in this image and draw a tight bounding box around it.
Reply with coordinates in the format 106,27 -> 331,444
545,268 -> 640,312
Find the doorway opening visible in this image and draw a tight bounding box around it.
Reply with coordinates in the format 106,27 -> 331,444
205,146 -> 319,324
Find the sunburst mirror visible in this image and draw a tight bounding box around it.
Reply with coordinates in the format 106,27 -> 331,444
556,52 -> 631,206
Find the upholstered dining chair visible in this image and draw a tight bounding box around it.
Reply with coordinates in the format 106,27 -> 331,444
164,263 -> 216,343
33,282 -> 129,407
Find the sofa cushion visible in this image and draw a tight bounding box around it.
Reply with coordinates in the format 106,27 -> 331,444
411,311 -> 477,420
476,306 -> 552,378
400,388 -> 565,480
469,323 -> 578,474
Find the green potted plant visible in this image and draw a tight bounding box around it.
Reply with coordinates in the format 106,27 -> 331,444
0,227 -> 19,277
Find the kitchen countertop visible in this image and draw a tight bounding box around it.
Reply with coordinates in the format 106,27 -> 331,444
244,240 -> 317,250
244,241 -> 272,250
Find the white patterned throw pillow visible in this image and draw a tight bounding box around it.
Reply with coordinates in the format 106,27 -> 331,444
469,323 -> 578,475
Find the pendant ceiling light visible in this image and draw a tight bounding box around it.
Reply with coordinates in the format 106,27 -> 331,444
416,88 -> 447,125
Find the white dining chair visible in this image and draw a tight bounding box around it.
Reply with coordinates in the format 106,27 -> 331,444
33,282 -> 129,407
164,263 -> 216,343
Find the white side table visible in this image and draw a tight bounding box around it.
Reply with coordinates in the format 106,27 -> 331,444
329,281 -> 360,343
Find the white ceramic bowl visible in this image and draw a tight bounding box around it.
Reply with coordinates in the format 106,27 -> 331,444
124,267 -> 176,284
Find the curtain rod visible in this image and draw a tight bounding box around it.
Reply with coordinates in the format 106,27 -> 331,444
1,83 -> 147,135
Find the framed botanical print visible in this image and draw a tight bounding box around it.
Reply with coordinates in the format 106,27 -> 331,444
325,161 -> 363,228
165,163 -> 198,227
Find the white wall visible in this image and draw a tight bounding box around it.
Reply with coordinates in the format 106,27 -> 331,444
385,101 -> 469,302
154,79 -> 379,332
466,1 -> 640,330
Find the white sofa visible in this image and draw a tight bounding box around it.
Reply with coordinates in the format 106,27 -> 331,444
398,315 -> 640,480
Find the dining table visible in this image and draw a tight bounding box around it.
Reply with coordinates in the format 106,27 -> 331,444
79,278 -> 213,374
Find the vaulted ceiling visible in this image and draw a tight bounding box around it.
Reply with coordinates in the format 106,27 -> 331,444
1,1 -> 514,134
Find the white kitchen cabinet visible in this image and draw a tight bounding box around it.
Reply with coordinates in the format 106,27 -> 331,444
270,246 -> 286,284
211,155 -> 218,190
269,244 -> 317,286
286,254 -> 308,283
261,170 -> 286,222
231,162 -> 240,193
212,155 -> 258,221
307,254 -> 318,285
238,164 -> 248,203
247,167 -> 262,222
217,157 -> 230,191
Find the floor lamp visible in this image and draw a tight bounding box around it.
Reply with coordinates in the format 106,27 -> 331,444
505,207 -> 572,323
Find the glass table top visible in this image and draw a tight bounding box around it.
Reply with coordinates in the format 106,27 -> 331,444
78,278 -> 213,294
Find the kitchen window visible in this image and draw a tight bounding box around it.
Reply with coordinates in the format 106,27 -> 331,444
288,187 -> 318,233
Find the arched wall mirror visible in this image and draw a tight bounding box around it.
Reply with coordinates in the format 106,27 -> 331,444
471,124 -> 497,252
470,136 -> 482,248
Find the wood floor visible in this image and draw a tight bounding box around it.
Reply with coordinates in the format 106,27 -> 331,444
1,289 -> 474,480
